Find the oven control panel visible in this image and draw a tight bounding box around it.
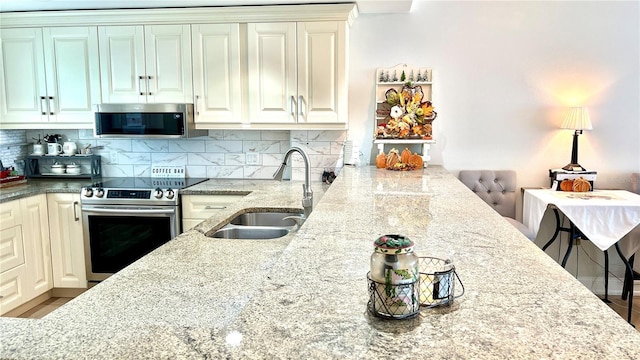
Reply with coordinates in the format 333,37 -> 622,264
81,187 -> 178,205
107,190 -> 152,199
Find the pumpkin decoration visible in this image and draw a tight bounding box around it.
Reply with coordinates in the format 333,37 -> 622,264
572,177 -> 591,192
560,179 -> 574,192
400,148 -> 412,164
386,148 -> 400,169
408,153 -> 423,168
376,152 -> 386,169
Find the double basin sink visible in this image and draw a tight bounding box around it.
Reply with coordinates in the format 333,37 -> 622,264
209,210 -> 303,240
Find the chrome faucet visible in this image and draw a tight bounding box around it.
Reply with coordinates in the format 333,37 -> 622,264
273,147 -> 313,220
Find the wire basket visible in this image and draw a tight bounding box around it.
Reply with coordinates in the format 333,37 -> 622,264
418,257 -> 464,308
367,272 -> 420,319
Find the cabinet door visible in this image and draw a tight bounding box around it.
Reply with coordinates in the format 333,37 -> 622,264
145,25 -> 193,103
247,22 -> 297,123
20,194 -> 52,297
297,21 -> 346,124
98,26 -> 146,103
191,24 -> 242,124
0,28 -> 48,124
47,193 -> 87,289
42,27 -> 101,125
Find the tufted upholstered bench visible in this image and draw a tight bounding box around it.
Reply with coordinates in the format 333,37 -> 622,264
458,170 -> 536,241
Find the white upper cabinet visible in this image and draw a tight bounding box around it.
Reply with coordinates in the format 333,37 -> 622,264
297,21 -> 347,124
247,22 -> 297,124
247,21 -> 347,125
0,27 -> 100,128
191,24 -> 242,124
99,25 -> 193,104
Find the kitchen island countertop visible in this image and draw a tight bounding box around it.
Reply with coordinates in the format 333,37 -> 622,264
1,166 -> 639,359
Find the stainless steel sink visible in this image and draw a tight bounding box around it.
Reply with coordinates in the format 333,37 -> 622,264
230,211 -> 303,227
208,210 -> 304,240
210,226 -> 290,239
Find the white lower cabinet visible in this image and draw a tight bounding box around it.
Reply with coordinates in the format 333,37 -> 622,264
47,193 -> 87,289
0,195 -> 52,315
181,194 -> 246,232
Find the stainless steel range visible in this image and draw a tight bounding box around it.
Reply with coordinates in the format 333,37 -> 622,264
80,177 -> 207,282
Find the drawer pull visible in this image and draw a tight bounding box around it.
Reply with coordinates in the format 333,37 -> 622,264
204,205 -> 226,210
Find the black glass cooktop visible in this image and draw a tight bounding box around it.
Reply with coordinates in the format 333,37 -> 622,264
88,177 -> 208,190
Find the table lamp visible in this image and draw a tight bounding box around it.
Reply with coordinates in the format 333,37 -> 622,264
561,107 -> 592,171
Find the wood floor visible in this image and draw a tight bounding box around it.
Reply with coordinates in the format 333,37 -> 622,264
14,295 -> 640,330
604,295 -> 639,329
16,297 -> 73,319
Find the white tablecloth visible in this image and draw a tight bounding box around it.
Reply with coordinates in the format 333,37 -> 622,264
523,189 -> 640,253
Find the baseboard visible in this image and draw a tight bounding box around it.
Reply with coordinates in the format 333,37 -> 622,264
2,290 -> 52,317
578,276 -> 640,297
52,288 -> 87,298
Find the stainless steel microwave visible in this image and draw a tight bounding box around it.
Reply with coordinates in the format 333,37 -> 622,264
94,104 -> 206,138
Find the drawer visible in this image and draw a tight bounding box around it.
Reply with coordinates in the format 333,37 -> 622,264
0,263 -> 27,315
0,199 -> 21,230
181,195 -> 245,219
0,225 -> 25,273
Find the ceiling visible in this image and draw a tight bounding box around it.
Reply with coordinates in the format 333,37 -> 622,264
0,0 -> 414,13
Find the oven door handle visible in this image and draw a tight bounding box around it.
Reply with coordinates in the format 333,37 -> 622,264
82,207 -> 176,215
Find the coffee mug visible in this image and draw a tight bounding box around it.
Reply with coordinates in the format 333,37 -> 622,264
33,144 -> 44,155
47,143 -> 63,155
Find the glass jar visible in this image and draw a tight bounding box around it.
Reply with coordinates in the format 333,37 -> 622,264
369,234 -> 419,318
370,234 -> 419,283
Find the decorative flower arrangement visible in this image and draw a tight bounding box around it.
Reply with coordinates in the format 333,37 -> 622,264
375,83 -> 437,139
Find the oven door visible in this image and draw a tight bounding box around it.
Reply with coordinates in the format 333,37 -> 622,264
82,205 -> 178,282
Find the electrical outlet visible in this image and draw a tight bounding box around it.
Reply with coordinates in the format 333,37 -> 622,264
246,152 -> 260,165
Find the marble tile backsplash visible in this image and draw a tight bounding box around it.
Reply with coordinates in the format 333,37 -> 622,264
15,129 -> 346,181
0,130 -> 27,172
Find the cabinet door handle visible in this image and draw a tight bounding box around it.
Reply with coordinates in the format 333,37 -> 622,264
194,95 -> 200,116
48,96 -> 55,115
73,201 -> 79,221
147,75 -> 152,95
298,95 -> 305,118
204,205 -> 226,210
40,96 -> 47,115
290,96 -> 298,120
138,76 -> 145,96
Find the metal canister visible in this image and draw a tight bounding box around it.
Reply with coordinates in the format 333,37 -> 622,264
369,234 -> 419,318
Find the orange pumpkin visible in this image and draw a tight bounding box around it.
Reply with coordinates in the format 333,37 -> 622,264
560,179 -> 574,192
572,177 -> 591,192
408,153 -> 423,168
401,148 -> 411,164
376,152 -> 386,168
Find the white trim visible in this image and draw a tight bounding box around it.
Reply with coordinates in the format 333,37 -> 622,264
577,275 -> 640,297
0,4 -> 358,28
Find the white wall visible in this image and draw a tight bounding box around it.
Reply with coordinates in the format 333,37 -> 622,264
346,0 -> 640,292
348,0 -> 640,191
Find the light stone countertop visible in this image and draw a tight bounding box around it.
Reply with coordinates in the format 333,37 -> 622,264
1,166 -> 640,359
0,178 -> 90,202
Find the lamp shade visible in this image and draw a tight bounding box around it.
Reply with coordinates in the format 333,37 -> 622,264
561,107 -> 592,131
